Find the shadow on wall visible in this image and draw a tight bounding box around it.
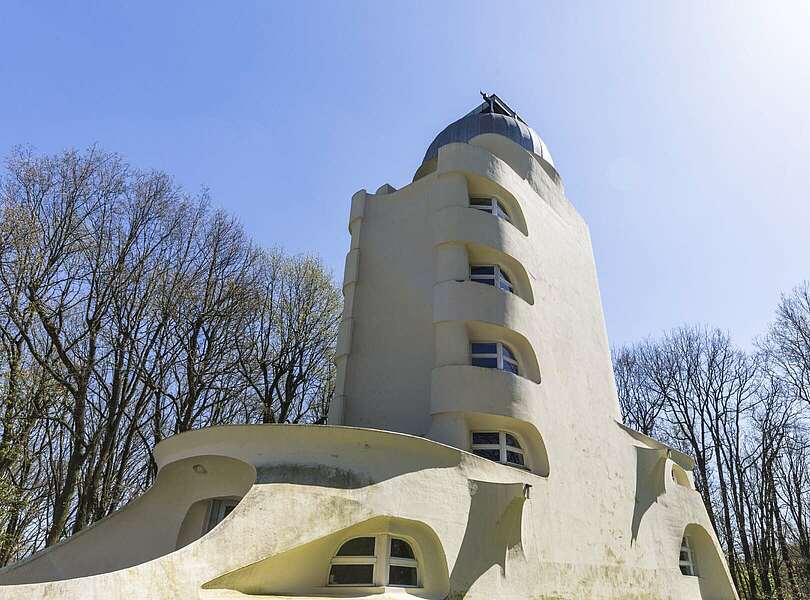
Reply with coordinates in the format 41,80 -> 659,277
255,463 -> 377,489
450,480 -> 527,597
631,447 -> 666,544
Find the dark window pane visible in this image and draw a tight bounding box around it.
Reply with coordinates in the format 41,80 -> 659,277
471,343 -> 498,354
680,565 -> 693,576
501,345 -> 516,360
472,432 -> 500,445
473,448 -> 501,461
390,538 -> 415,559
470,198 -> 492,206
329,564 -> 374,585
389,565 -> 418,586
504,434 -> 521,448
473,278 -> 495,286
502,360 -> 519,374
336,537 -> 375,557
680,551 -> 690,561
470,266 -> 495,275
472,357 -> 498,368
506,451 -> 525,466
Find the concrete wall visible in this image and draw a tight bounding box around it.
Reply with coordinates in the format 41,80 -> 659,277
0,131 -> 739,600
0,424 -> 737,600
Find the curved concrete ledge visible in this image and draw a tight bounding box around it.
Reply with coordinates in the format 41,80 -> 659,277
434,280 -> 538,345
348,189 -> 367,231
433,281 -> 543,383
343,248 -> 360,288
0,455 -> 256,585
432,206 -> 534,280
0,425 -> 538,600
436,142 -> 585,233
470,133 -> 560,184
430,365 -> 542,424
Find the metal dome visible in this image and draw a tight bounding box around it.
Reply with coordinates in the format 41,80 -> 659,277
422,94 -> 554,167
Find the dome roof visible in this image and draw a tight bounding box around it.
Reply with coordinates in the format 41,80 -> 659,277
422,94 -> 554,168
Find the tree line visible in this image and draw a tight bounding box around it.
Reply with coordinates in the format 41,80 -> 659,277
614,283 -> 810,599
0,147 -> 341,564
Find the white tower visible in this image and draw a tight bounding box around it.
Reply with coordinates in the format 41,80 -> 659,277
0,95 -> 740,600
329,93 -> 619,477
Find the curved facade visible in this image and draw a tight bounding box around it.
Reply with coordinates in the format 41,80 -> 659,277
0,96 -> 739,600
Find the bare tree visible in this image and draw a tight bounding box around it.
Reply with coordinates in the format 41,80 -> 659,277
0,146 -> 342,559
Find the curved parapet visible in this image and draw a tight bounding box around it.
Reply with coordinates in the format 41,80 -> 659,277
433,281 -> 542,373
0,455 -> 255,585
431,365 -> 542,424
0,424 -> 539,600
436,141 -> 584,234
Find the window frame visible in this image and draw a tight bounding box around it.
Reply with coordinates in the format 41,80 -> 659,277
469,196 -> 511,223
203,497 -> 240,534
469,264 -> 513,293
470,341 -> 519,375
679,535 -> 697,577
470,430 -> 528,469
327,533 -> 420,589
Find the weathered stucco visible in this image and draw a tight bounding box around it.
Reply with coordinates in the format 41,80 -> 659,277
0,102 -> 739,599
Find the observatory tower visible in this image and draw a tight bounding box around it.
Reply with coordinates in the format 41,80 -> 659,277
0,95 -> 739,600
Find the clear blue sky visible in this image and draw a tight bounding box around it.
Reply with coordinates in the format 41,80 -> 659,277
2,1 -> 808,348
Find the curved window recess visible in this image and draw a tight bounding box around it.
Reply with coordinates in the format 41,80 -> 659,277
466,321 -> 541,383
466,173 -> 528,236
204,497 -> 240,534
679,536 -> 697,576
466,243 -> 533,305
671,464 -> 691,488
469,133 -> 562,190
471,341 -> 519,375
470,264 -> 513,293
463,413 -> 549,477
471,430 -> 528,469
328,534 -> 419,588
470,196 -> 511,222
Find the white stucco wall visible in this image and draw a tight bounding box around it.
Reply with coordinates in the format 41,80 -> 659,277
0,126 -> 739,600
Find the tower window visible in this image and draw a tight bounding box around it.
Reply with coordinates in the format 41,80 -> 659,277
679,536 -> 697,576
471,342 -> 519,375
470,264 -> 513,293
471,431 -> 527,468
328,534 -> 419,588
469,197 -> 511,222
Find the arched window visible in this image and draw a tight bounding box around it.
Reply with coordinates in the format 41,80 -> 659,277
470,264 -> 513,293
471,431 -> 527,469
328,534 -> 419,587
469,196 -> 511,222
679,536 -> 697,576
471,342 -> 519,375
